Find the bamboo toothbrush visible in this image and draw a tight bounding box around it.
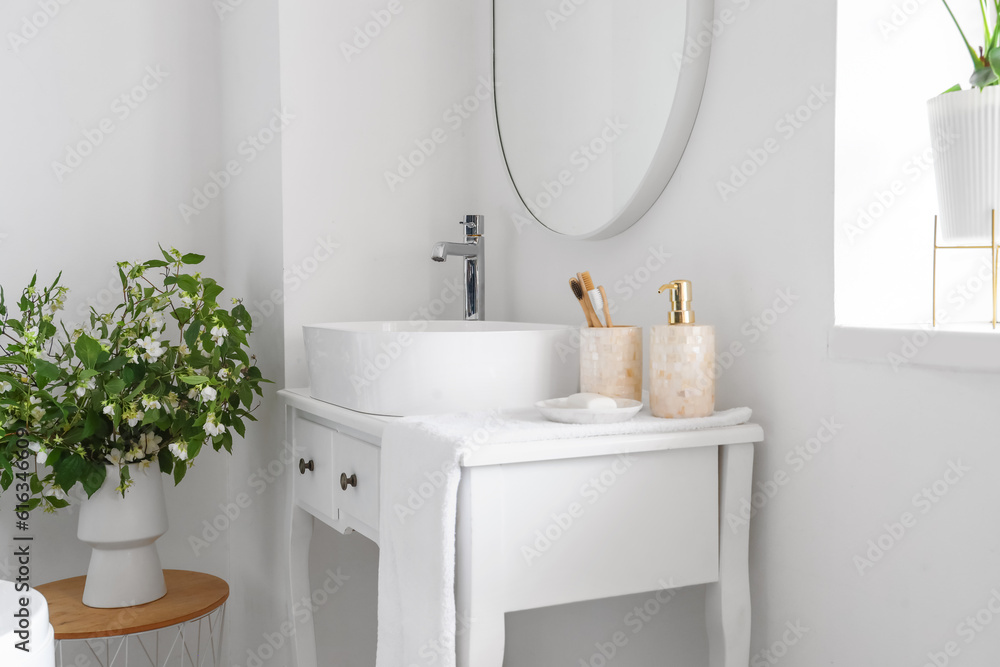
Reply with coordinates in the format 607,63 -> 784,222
580,271 -> 605,324
598,286 -> 613,327
571,277 -> 601,327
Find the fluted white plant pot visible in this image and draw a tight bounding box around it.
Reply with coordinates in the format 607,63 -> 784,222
928,87 -> 1000,244
77,463 -> 168,608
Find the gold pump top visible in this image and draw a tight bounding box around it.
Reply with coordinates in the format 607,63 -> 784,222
657,280 -> 696,324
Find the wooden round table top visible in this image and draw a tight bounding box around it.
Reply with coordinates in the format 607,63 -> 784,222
35,569 -> 229,640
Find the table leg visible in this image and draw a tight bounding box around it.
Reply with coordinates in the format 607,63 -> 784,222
288,502 -> 316,667
455,467 -> 506,667
706,442 -> 754,667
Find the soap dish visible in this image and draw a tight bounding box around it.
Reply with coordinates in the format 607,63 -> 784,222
535,397 -> 643,424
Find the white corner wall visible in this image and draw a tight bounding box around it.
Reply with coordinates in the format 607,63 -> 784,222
0,2 -> 287,665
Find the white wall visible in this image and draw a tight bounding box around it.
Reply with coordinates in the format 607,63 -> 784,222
480,0 -> 1000,665
0,2 -> 287,665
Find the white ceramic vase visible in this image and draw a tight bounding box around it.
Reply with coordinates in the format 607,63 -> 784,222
928,87 -> 1000,244
77,463 -> 168,608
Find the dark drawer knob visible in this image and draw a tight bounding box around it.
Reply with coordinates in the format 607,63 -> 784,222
299,458 -> 314,474
340,473 -> 357,490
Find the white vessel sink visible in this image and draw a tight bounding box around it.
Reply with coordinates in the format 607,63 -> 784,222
303,321 -> 580,416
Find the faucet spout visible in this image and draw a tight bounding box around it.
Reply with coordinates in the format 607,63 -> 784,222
430,215 -> 485,320
431,242 -> 476,262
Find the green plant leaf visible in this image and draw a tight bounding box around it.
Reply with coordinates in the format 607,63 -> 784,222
81,463 -> 107,498
942,0 -> 983,69
203,283 -> 224,306
46,497 -> 69,509
144,260 -> 169,269
158,447 -> 174,474
33,359 -> 61,383
75,335 -> 103,369
173,459 -> 187,485
53,454 -> 87,493
82,409 -> 102,438
104,377 -> 125,395
176,275 -> 199,293
181,253 -> 205,265
185,320 -> 201,349
97,355 -> 127,373
180,375 -> 210,384
238,384 -> 252,409
142,409 -> 160,425
972,64 -> 999,87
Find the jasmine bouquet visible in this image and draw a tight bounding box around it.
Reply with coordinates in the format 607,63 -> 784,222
0,248 -> 268,511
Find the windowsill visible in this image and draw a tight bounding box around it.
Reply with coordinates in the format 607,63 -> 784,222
828,324 -> 1000,373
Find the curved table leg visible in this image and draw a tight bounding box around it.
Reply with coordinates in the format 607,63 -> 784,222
288,502 -> 316,667
706,442 -> 754,667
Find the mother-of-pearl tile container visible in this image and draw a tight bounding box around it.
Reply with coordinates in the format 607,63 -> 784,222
649,324 -> 715,418
579,326 -> 642,401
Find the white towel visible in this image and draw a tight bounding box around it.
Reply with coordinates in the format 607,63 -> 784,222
375,405 -> 752,667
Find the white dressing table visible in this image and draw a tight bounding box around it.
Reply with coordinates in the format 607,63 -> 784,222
279,388 -> 762,666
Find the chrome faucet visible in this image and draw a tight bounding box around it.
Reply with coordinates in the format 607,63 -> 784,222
431,215 -> 485,320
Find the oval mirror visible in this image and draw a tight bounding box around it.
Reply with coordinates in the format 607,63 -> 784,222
494,0 -> 714,239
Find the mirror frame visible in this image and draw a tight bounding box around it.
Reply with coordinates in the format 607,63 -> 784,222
493,0 -> 714,240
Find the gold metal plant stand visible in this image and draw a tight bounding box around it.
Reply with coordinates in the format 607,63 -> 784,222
932,210 -> 999,328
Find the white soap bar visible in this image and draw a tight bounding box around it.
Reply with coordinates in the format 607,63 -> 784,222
564,392 -> 617,410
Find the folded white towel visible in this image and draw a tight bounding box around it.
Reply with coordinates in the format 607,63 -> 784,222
375,406 -> 752,667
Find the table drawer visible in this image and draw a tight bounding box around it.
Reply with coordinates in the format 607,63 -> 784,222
293,413 -> 380,534
293,415 -> 338,522
333,431 -> 380,531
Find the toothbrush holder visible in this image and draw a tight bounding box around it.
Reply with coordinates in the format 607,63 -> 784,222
579,326 -> 643,401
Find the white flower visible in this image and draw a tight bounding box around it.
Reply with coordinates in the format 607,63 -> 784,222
126,348 -> 139,363
217,368 -> 229,380
103,404 -> 115,417
139,459 -> 152,470
106,449 -> 123,465
124,446 -> 144,462
178,343 -> 190,357
127,411 -> 144,427
169,441 -> 189,461
166,392 -> 179,409
203,414 -> 225,437
27,442 -> 47,465
138,335 -> 166,362
145,309 -> 166,330
179,294 -> 194,308
200,386 -> 217,402
0,381 -> 11,393
187,388 -> 199,400
210,326 -> 228,343
47,486 -> 68,502
74,378 -> 95,398
28,395 -> 40,406
140,432 -> 162,455
141,395 -> 161,411
30,406 -> 44,422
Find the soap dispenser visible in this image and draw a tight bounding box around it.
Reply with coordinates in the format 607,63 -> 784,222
649,280 -> 716,418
